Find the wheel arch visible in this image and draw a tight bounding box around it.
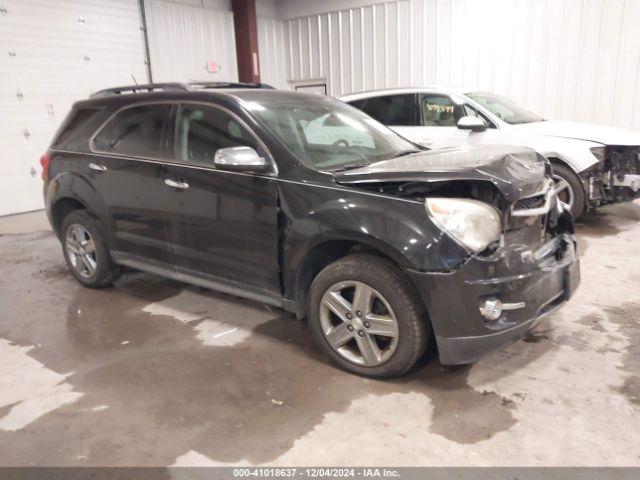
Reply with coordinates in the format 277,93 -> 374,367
47,171 -> 108,238
287,234 -> 422,320
51,197 -> 88,237
547,156 -> 589,206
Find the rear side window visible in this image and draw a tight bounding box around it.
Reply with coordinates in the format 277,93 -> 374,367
92,104 -> 172,158
53,107 -> 102,148
359,94 -> 419,126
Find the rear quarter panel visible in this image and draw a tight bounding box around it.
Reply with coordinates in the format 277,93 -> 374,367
45,153 -> 109,237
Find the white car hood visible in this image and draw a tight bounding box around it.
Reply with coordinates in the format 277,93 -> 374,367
512,120 -> 640,146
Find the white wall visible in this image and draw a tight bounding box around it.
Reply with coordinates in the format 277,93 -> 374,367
144,0 -> 238,83
0,0 -> 148,216
257,18 -> 288,88
273,0 -> 640,131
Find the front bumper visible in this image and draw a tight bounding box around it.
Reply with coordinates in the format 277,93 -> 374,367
583,147 -> 640,205
612,173 -> 640,192
405,233 -> 580,365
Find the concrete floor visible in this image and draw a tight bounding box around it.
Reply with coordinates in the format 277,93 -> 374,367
0,203 -> 639,467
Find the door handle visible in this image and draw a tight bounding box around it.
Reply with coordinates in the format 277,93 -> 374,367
164,178 -> 189,190
89,163 -> 107,173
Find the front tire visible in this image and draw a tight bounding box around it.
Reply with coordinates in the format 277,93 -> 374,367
61,210 -> 121,288
308,254 -> 430,378
551,163 -> 586,220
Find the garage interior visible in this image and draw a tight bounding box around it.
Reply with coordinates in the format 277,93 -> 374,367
1,0 -> 640,470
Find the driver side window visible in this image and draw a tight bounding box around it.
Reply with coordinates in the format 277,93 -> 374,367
176,104 -> 261,166
420,94 -> 465,127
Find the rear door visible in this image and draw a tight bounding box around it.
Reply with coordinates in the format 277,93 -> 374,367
161,102 -> 280,294
89,103 -> 174,264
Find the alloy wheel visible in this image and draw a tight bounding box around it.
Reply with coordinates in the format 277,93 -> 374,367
319,280 -> 399,367
65,224 -> 97,278
552,173 -> 575,209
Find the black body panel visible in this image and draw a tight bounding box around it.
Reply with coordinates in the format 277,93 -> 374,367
161,164 -> 280,293
334,145 -> 549,201
408,230 -> 580,364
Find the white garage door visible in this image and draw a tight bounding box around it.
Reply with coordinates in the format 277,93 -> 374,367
0,0 -> 148,216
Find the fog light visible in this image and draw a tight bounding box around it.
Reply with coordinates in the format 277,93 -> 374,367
479,297 -> 503,321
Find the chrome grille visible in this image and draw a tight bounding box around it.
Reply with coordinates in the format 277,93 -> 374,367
515,194 -> 546,210
511,179 -> 557,217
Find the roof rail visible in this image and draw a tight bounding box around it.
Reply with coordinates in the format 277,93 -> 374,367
188,81 -> 275,90
91,83 -> 188,98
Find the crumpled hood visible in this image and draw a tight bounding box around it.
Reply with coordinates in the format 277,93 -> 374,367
512,120 -> 640,146
334,144 -> 548,201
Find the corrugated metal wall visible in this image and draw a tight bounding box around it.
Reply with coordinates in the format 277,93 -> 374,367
257,17 -> 288,89
0,0 -> 147,216
144,0 -> 238,83
275,0 -> 640,131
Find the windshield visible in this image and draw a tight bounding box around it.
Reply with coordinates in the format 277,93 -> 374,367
240,95 -> 419,171
466,92 -> 543,125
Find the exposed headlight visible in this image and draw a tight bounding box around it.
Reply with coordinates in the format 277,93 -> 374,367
590,146 -> 606,162
425,198 -> 502,253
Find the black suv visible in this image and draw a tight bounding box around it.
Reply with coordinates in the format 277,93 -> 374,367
42,83 -> 580,377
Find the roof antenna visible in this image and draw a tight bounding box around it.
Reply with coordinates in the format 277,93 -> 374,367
131,74 -> 138,85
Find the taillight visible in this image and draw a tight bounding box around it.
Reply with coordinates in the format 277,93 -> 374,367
40,152 -> 51,181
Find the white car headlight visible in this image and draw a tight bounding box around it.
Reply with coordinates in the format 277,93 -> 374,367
425,198 -> 502,253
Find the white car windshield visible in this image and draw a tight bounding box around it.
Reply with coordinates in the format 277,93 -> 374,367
466,92 -> 543,125
242,95 -> 420,171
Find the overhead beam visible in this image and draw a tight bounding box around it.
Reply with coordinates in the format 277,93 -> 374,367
232,0 -> 260,83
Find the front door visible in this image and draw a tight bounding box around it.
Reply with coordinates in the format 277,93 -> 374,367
396,94 -> 498,149
89,103 -> 174,264
161,102 -> 280,294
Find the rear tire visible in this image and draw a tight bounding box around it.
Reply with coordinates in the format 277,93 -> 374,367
307,254 -> 430,378
551,163 -> 586,220
61,210 -> 121,288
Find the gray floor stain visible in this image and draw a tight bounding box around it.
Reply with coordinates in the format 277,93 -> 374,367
576,202 -> 640,238
576,213 -> 621,237
554,331 -> 589,352
604,302 -> 640,407
403,365 -> 517,444
578,312 -> 607,333
0,230 -> 524,465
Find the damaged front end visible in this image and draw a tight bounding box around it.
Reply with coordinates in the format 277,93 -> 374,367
335,145 -> 580,364
414,181 -> 579,365
583,145 -> 640,206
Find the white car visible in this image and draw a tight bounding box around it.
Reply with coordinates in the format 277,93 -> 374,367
340,88 -> 640,219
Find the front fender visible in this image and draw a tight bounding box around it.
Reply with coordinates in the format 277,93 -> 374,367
514,135 -> 602,174
280,183 -> 468,298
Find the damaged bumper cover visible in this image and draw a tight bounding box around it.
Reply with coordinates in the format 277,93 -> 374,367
405,211 -> 580,365
583,146 -> 640,205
